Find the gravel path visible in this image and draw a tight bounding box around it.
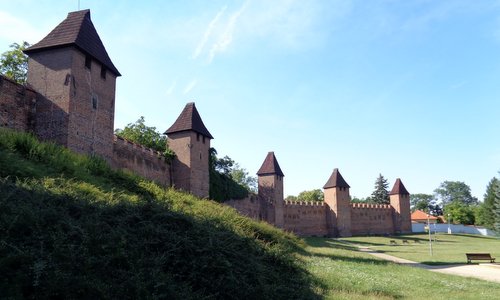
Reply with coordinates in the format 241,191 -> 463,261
341,241 -> 500,283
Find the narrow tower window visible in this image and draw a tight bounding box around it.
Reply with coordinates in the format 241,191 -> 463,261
100,66 -> 107,79
91,94 -> 98,109
85,55 -> 92,69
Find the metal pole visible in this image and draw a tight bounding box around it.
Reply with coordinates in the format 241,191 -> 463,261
428,214 -> 433,256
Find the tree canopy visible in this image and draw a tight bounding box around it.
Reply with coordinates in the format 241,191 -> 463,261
444,201 -> 475,225
371,174 -> 389,204
297,189 -> 324,202
115,116 -> 175,160
209,148 -> 255,202
410,193 -> 433,212
433,181 -> 478,206
475,177 -> 498,229
494,176 -> 500,232
0,41 -> 29,84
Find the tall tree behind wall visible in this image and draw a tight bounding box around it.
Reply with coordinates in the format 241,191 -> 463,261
371,174 -> 389,204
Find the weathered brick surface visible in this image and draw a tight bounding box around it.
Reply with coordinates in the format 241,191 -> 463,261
390,193 -> 412,233
111,135 -> 171,186
168,131 -> 210,198
225,195 -> 262,220
283,201 -> 328,236
0,75 -> 37,132
27,47 -> 116,161
350,203 -> 394,235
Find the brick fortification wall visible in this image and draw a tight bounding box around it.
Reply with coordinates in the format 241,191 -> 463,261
111,135 -> 171,187
0,75 -> 37,132
224,194 -> 262,220
283,201 -> 328,236
350,203 -> 394,235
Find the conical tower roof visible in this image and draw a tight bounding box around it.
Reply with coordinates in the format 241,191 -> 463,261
165,102 -> 213,139
24,10 -> 120,76
257,152 -> 284,177
389,178 -> 409,195
323,168 -> 350,189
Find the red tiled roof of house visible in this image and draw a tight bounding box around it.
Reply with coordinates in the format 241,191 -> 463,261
389,178 -> 410,195
257,152 -> 284,176
24,10 -> 120,76
323,168 -> 350,189
165,102 -> 213,139
411,210 -> 438,220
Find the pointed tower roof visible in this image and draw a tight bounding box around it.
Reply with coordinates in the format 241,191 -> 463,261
323,168 -> 350,189
24,10 -> 120,76
257,152 -> 284,177
165,102 -> 213,139
389,178 -> 410,195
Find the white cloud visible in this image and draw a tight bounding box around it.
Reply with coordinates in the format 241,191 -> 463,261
183,79 -> 198,94
0,11 -> 45,44
165,80 -> 177,96
208,1 -> 249,63
192,5 -> 227,60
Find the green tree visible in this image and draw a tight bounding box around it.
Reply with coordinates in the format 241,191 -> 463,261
351,196 -> 369,203
230,163 -> 257,193
285,195 -> 297,201
444,201 -> 475,225
371,174 -> 389,204
297,189 -> 324,202
475,177 -> 498,229
209,148 -> 249,202
0,41 -> 30,84
434,181 -> 478,206
410,193 -> 433,212
494,176 -> 500,233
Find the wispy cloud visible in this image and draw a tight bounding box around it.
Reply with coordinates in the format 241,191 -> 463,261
192,6 -> 227,60
208,1 -> 249,63
183,79 -> 198,94
165,80 -> 177,96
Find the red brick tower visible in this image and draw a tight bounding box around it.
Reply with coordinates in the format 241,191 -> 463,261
324,168 -> 352,237
389,178 -> 412,233
165,102 -> 213,198
257,152 -> 284,227
24,10 -> 120,161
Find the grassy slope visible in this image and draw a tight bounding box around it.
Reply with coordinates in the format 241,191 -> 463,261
0,129 -> 317,299
2,128 -> 500,299
340,233 -> 500,265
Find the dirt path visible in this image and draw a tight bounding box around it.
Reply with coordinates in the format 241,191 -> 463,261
342,241 -> 500,283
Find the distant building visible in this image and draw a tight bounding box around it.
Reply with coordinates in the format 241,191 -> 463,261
411,210 -> 438,224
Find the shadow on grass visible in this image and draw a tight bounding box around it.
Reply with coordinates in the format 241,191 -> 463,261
303,238 -> 393,266
0,180 -> 320,300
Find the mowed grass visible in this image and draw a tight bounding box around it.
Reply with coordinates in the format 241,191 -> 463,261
303,238 -> 500,300
340,233 -> 500,265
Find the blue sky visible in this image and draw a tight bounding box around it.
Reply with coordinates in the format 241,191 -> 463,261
1,0 -> 500,200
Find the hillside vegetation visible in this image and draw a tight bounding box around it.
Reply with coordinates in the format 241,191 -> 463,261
0,128 -> 317,299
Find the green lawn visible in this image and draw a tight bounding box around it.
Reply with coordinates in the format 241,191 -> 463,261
303,237 -> 500,299
339,233 -> 500,265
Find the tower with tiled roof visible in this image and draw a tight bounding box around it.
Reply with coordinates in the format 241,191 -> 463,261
24,10 -> 120,161
165,102 -> 213,198
323,168 -> 352,237
389,178 -> 412,233
257,152 -> 284,227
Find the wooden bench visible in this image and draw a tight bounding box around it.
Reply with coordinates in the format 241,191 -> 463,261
466,253 -> 496,264
402,240 -> 409,244
390,240 -> 397,245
